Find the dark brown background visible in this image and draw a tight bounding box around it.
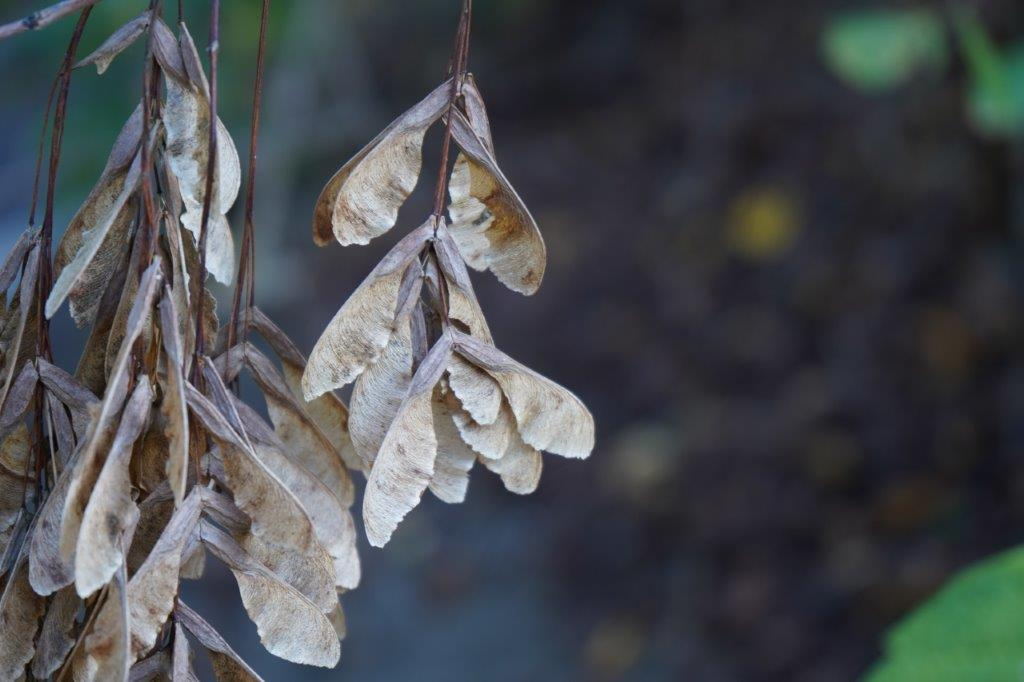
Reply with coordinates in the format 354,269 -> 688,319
2,0 -> 1024,679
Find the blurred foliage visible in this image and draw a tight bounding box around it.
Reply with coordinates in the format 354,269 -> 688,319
956,12 -> 1024,138
821,9 -> 948,93
866,546 -> 1024,681
823,7 -> 1024,138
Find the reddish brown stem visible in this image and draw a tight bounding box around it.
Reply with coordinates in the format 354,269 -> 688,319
430,0 -> 473,222
228,0 -> 272,351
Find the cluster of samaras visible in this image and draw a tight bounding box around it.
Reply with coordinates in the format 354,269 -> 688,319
304,73 -> 595,548
0,16 -> 353,679
0,9 -> 594,682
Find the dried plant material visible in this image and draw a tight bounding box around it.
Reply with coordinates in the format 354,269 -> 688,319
0,361 -> 38,431
79,563 -> 131,682
75,379 -> 153,597
164,29 -> 241,284
461,74 -> 494,155
172,622 -> 195,681
46,392 -> 76,467
74,248 -> 129,396
0,244 -> 39,412
446,352 -> 501,426
185,382 -> 318,557
130,649 -> 172,681
327,604 -> 347,642
304,221 -> 431,399
448,109 -> 546,295
30,585 -> 79,679
243,344 -> 353,506
0,557 -> 44,680
453,331 -> 594,459
433,225 -> 493,342
60,261 -> 162,565
428,390 -> 477,504
349,316 -> 413,468
127,489 -> 202,658
29,455 -> 77,595
363,336 -> 452,547
452,401 -> 515,461
126,485 -> 173,574
230,399 -> 360,590
0,229 -> 39,296
249,307 -> 361,473
480,430 -> 542,494
37,356 -> 98,435
200,522 -> 341,667
47,156 -> 141,325
76,11 -> 150,74
238,532 -> 336,614
312,80 -> 452,246
151,17 -> 188,84
175,600 -> 263,682
159,291 -> 189,506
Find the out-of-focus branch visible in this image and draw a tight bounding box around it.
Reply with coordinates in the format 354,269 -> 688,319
0,0 -> 101,41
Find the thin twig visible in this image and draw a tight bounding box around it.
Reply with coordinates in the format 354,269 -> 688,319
137,0 -> 164,275
0,0 -> 100,41
228,0 -> 272,351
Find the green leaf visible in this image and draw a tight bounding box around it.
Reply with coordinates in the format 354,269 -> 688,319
955,11 -> 1024,138
822,9 -> 949,93
866,545 -> 1024,681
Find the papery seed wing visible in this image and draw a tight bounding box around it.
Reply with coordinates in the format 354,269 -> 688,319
76,12 -> 150,74
160,290 -> 190,506
249,307 -> 362,472
449,109 -> 546,295
185,381 -> 318,558
363,335 -> 452,547
452,330 -> 594,459
164,32 -> 240,285
236,532 -> 336,615
451,400 -> 516,461
201,522 -> 340,667
78,562 -> 131,681
0,557 -> 45,680
59,261 -> 161,564
243,344 -> 354,506
303,221 -> 431,399
29,451 -> 78,595
0,245 -> 39,412
446,352 -> 501,426
230,398 -> 360,591
313,79 -> 452,246
433,223 -> 493,342
47,153 -> 141,323
75,379 -> 153,597
349,315 -> 413,469
428,389 -> 477,504
152,18 -> 189,84
176,600 -> 264,681
127,489 -> 202,658
29,585 -> 79,678
461,74 -> 495,155
480,427 -> 543,495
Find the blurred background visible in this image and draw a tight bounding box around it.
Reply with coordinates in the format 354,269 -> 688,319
3,0 -> 1024,679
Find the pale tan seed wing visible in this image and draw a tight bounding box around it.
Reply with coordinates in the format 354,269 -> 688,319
76,11 -> 150,74
428,388 -> 477,504
175,600 -> 264,681
75,379 -> 153,597
126,489 -> 202,658
29,584 -> 79,678
312,79 -> 452,246
159,290 -> 190,506
448,109 -> 547,295
200,522 -> 340,667
303,220 -> 430,399
348,315 -> 413,469
0,557 -> 44,680
452,331 -> 594,459
362,335 -> 451,547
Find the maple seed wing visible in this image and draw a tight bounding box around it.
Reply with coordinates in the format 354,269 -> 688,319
312,79 -> 452,247
448,109 -> 547,295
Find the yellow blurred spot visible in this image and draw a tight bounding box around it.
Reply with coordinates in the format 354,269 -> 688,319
583,617 -> 648,680
726,187 -> 803,261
